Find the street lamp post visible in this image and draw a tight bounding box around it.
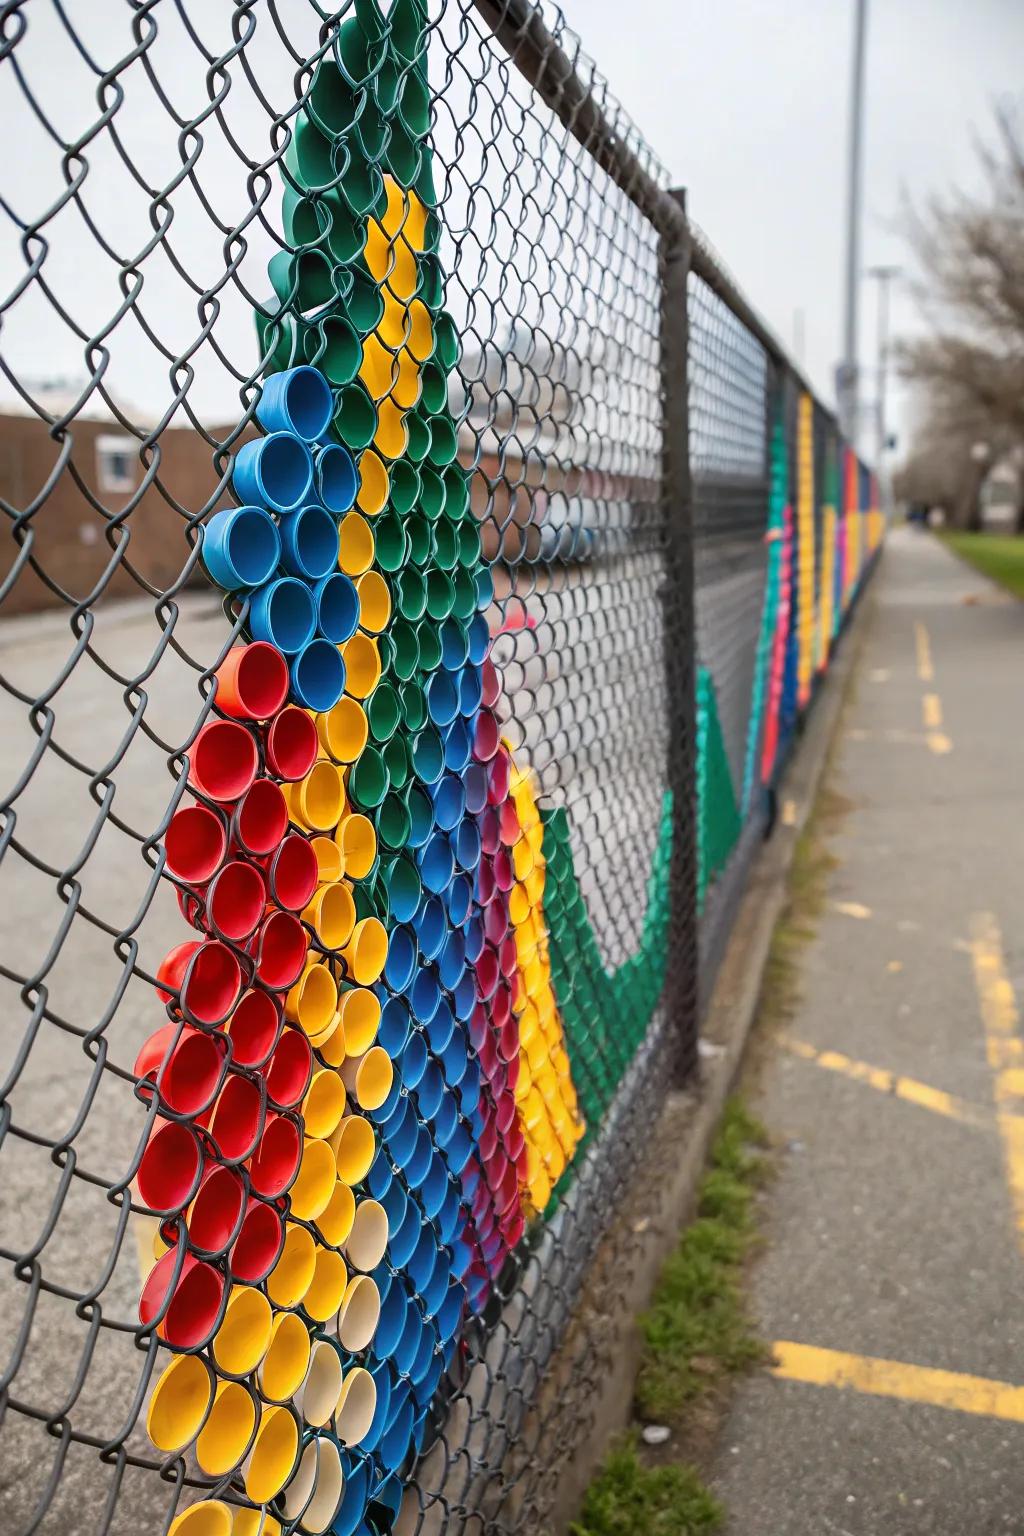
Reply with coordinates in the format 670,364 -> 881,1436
837,0 -> 869,446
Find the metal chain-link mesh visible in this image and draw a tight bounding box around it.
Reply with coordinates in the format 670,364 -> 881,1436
0,4 -> 880,1534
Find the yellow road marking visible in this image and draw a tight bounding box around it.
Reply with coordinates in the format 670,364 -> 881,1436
775,1032 -> 991,1129
886,960 -> 903,973
914,621 -> 934,682
781,798 -> 798,827
771,1341 -> 1024,1423
927,729 -> 953,755
970,912 -> 1024,1255
922,693 -> 942,729
833,900 -> 872,920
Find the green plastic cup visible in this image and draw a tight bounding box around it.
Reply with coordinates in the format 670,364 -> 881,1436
405,514 -> 433,567
405,410 -> 431,463
431,520 -> 457,571
418,465 -> 445,522
316,314 -> 361,386
415,145 -> 439,210
389,459 -> 420,515
389,0 -> 428,62
456,519 -> 481,569
347,261 -> 386,333
348,744 -> 389,810
424,569 -> 455,622
269,247 -> 334,312
396,567 -> 427,622
306,58 -> 360,136
411,726 -> 444,785
416,252 -> 443,311
389,620 -> 420,680
382,733 -> 411,791
419,363 -> 447,416
385,120 -> 421,189
434,313 -> 460,372
367,681 -> 401,742
371,511 -> 407,573
451,567 -> 477,621
284,114 -> 337,191
282,184 -> 327,250
375,791 -> 412,851
415,620 -> 442,672
396,69 -> 431,140
399,680 -> 426,732
426,412 -> 458,467
442,464 -> 469,520
324,195 -> 366,264
333,381 -> 377,451
335,8 -> 387,88
256,304 -> 303,374
335,148 -> 386,220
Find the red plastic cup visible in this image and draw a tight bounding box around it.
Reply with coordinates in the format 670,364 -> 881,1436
208,1073 -> 264,1161
231,1196 -> 285,1283
262,1027 -> 313,1110
476,859 -> 495,908
206,860 -> 268,943
215,642 -> 290,721
487,745 -> 512,807
249,1112 -> 302,1198
179,941 -> 243,1027
499,933 -> 517,979
493,847 -> 514,894
233,778 -> 290,857
156,941 -> 202,1003
475,946 -> 500,1000
498,800 -> 520,847
190,718 -> 260,803
502,1209 -> 525,1249
263,835 -> 319,913
483,897 -> 506,948
139,1246 -> 224,1348
165,803 -> 228,883
227,989 -> 281,1068
188,1163 -> 246,1256
251,911 -> 308,990
264,706 -> 318,782
479,810 -> 500,858
134,1022 -> 223,1116
473,710 -> 500,765
137,1119 -> 203,1214
480,657 -> 501,710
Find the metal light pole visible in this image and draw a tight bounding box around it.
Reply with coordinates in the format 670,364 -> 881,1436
837,0 -> 869,446
867,264 -> 900,465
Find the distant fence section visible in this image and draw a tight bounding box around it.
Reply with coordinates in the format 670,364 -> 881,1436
0,3 -> 881,1534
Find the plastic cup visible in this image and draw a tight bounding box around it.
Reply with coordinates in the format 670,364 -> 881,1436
379,924 -> 412,991
355,449 -> 389,517
139,1248 -> 224,1348
317,1179 -> 356,1249
230,1511 -> 281,1536
333,381 -> 378,453
211,1287 -> 272,1381
267,1222 -> 317,1309
277,505 -> 337,585
186,1163 -> 245,1256
202,506 -> 282,592
303,883 -> 357,951
250,1110 -> 302,1197
310,834 -> 343,884
265,833 -> 320,912
289,638 -> 345,713
146,1351 -> 213,1453
281,1438 -> 330,1533
313,442 -> 358,515
233,433 -> 313,514
260,1310 -> 312,1403
351,571 -> 389,635
418,832 -> 454,896
374,791 -> 410,853
335,814 -> 377,880
196,1378 -> 257,1476
228,781 -> 284,859
169,1503 -> 232,1536
227,1193 -> 283,1282
249,577 -> 318,656
203,859 -> 266,943
310,573 -> 358,647
365,684 -> 400,747
344,1198 -> 388,1272
340,632 -> 381,699
286,760 -> 346,832
347,746 -> 388,812
316,313 -> 362,385
214,645 -> 289,728
266,706 -> 319,781
317,697 -> 368,766
190,718 -> 259,804
134,1023 -> 222,1118
408,725 -> 442,787
264,1020 -> 315,1106
257,367 -> 334,442
334,1366 -> 376,1449
337,511 -> 375,577
332,1114 -> 376,1186
344,1046 -> 394,1114
340,917 -> 388,986
337,1274 -> 380,1352
303,1245 -> 349,1323
209,1073 -> 263,1162
301,1068 -> 347,1142
281,963 -> 334,1042
252,910 -> 308,990
165,803 -> 227,885
337,986 -> 381,1056
137,1118 -> 202,1215
244,1403 -> 300,1503
290,1136 -> 337,1222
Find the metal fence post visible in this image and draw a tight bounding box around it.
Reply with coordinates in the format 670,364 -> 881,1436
661,187 -> 699,1084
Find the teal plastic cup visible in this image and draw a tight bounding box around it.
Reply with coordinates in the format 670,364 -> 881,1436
346,258 -> 386,330
404,410 -> 431,463
417,252 -> 443,311
396,68 -> 431,141
419,362 -> 447,416
427,412 -> 458,467
457,519 -> 482,568
306,57 -> 359,136
410,726 -> 444,785
451,566 -> 477,621
404,514 -> 432,567
432,520 -> 458,571
400,681 -> 427,732
348,745 -> 389,810
395,567 -> 426,622
442,463 -> 470,520
381,856 -> 421,923
415,621 -> 441,674
268,246 -> 334,311
332,381 -> 377,452
371,511 -> 407,572
255,303 -> 303,375
382,734 -> 410,791
388,620 -> 419,681
438,617 -> 469,669
405,783 -> 432,847
315,315 -> 361,386
425,569 -> 455,621
388,459 -> 419,515
418,465 -> 444,520
283,112 -> 336,191
385,120 -> 421,189
375,790 -> 411,852
367,681 -> 401,742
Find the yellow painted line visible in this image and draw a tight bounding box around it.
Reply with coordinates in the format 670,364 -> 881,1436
914,621 -> 934,682
926,729 -> 953,756
833,900 -> 872,920
781,798 -> 798,827
922,692 -> 943,729
970,911 -> 1024,1255
775,1032 -> 991,1129
771,1341 -> 1024,1423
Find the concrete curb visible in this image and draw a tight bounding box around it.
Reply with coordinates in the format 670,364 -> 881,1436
547,572 -> 879,1532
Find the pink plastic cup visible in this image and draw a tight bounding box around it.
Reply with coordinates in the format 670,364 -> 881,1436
190,718 -> 260,803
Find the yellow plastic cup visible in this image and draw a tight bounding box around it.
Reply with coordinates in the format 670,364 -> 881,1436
344,1198 -> 388,1272
259,1310 -> 312,1403
391,348 -> 421,411
232,1509 -> 282,1536
302,1068 -> 347,1140
337,1274 -> 380,1352
169,1502 -> 232,1536
338,511 -> 375,577
286,760 -> 346,833
335,1365 -> 377,1447
356,450 -> 389,517
289,1137 -> 337,1222
213,1285 -> 273,1377
406,299 -> 434,364
267,1223 -> 316,1309
303,882 -> 356,951
293,1336 -> 344,1426
340,917 -> 387,986
243,1403 -> 299,1503
355,571 -> 392,634
342,1045 -> 393,1112
285,963 -> 339,1038
385,183 -> 428,252
316,1180 -> 356,1248
338,986 -> 381,1055
334,813 -> 376,880
330,1114 -> 376,1187
373,397 -> 408,461
310,835 -> 343,883
316,1012 -> 347,1068
146,1352 -> 212,1454
316,696 -> 368,764
359,334 -> 395,403
303,1247 -> 348,1323
340,633 -> 382,699
196,1379 -> 257,1476
365,220 -> 417,299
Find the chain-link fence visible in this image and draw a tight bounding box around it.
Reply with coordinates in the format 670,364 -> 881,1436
0,3 -> 882,1534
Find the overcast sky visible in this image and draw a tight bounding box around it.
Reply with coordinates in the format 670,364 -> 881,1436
560,0 -> 1024,450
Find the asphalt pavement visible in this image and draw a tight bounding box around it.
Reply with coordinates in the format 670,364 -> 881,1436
712,527 -> 1024,1534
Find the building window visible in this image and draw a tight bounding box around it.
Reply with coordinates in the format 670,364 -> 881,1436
96,433 -> 137,493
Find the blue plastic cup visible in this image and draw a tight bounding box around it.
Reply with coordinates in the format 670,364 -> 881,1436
410,727 -> 444,786
279,501 -> 340,579
409,967 -> 440,1027
444,1124 -> 473,1179
455,819 -> 482,873
413,894 -> 446,961
442,717 -> 472,773
290,637 -> 346,711
437,1185 -> 462,1246
459,663 -> 484,717
380,1177 -> 408,1239
425,669 -> 459,728
378,1390 -> 413,1474
422,1247 -> 451,1317
384,1097 -> 418,1164
438,930 -> 466,992
464,763 -> 488,816
465,914 -> 485,965
418,832 -> 454,895
420,1149 -> 450,1222
398,1030 -> 427,1091
446,873 -> 472,927
441,1031 -> 468,1090
381,856 -> 421,924
406,785 -> 434,849
384,925 -> 416,992
377,995 -> 411,1057
256,365 -> 334,441
467,612 -> 490,665
393,1302 -> 422,1376
431,773 -> 466,833
367,1073 -> 402,1125
405,1125 -> 432,1189
408,1222 -> 438,1293
360,1363 -> 392,1455
416,1061 -> 444,1121
233,431 -> 313,512
332,1452 -> 370,1536
389,1201 -> 421,1269
202,505 -> 281,591
439,618 -> 470,670
414,1347 -> 443,1407
371,1278 -> 407,1361
425,999 -> 454,1054
371,1470 -> 404,1525
249,576 -> 317,653
410,1326 -> 436,1391
315,441 -> 358,514
313,571 -> 359,645
433,1090 -> 460,1152
367,1145 -> 393,1200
